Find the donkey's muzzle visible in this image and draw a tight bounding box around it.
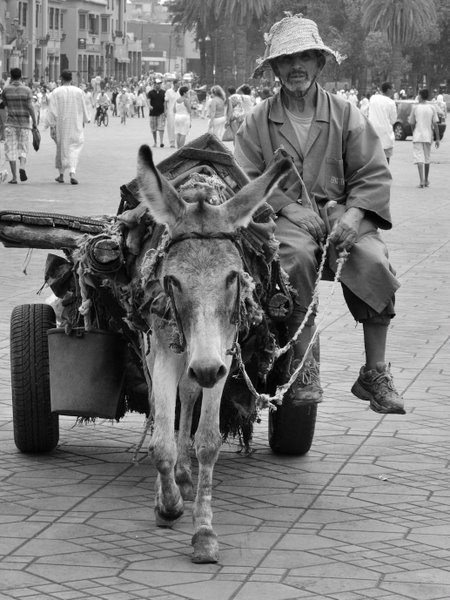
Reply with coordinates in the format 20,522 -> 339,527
188,359 -> 228,388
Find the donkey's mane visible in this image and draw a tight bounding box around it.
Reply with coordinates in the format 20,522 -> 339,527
179,173 -> 228,207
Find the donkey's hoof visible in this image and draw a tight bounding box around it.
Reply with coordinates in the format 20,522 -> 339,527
191,528 -> 219,563
154,504 -> 184,528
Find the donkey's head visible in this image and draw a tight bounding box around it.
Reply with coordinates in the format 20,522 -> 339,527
137,145 -> 293,388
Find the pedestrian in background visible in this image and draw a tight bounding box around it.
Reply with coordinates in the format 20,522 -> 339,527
173,85 -> 191,148
408,88 -> 440,188
135,89 -> 146,118
46,70 -> 90,185
117,88 -> 131,124
165,80 -> 179,148
0,68 -> 37,184
147,78 -> 166,147
359,93 -> 370,118
94,89 -> 110,122
208,85 -> 226,139
225,86 -> 244,141
237,84 -> 255,115
111,87 -> 118,117
368,82 -> 397,164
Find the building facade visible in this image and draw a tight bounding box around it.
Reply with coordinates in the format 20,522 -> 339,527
1,0 -> 142,83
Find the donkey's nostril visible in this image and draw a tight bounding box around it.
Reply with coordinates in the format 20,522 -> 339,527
216,364 -> 227,380
188,362 -> 227,388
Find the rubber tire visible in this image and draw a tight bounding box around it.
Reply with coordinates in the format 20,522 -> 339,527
269,401 -> 317,455
103,113 -> 109,127
10,304 -> 59,453
393,122 -> 406,141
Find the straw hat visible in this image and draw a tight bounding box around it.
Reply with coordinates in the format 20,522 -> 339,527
253,13 -> 345,79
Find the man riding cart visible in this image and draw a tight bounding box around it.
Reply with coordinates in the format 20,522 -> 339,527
235,13 -> 405,416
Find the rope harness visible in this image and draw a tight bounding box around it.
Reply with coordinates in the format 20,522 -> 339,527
229,236 -> 349,411
145,223 -> 349,414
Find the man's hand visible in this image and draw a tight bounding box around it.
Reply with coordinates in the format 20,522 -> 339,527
330,207 -> 365,252
280,203 -> 326,241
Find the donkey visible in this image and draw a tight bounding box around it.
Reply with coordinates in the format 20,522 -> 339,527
132,145 -> 293,563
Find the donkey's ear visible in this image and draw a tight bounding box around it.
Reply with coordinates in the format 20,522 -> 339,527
137,145 -> 186,227
223,157 -> 294,228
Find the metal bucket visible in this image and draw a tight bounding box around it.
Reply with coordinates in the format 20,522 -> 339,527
48,328 -> 126,418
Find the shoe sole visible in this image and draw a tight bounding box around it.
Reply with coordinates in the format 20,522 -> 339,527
351,381 -> 406,415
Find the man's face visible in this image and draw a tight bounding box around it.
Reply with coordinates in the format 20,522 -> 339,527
273,50 -> 323,95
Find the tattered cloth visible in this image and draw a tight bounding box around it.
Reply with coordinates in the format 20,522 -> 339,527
113,174 -> 294,445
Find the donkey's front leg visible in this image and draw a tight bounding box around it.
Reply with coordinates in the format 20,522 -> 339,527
191,386 -> 223,563
176,375 -> 201,502
148,346 -> 185,527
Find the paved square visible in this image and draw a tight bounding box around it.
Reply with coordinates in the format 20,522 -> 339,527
0,116 -> 449,599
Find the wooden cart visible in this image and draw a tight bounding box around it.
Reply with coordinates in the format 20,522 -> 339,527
1,134 -> 317,455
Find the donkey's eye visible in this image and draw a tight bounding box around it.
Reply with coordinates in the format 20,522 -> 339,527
166,275 -> 182,292
225,271 -> 238,287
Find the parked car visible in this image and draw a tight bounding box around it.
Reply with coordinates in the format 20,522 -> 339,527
393,100 -> 446,141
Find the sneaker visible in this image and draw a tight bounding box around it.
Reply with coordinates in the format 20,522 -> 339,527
290,358 -> 323,405
351,362 -> 405,415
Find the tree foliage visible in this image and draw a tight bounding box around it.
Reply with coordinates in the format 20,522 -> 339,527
168,0 -> 450,93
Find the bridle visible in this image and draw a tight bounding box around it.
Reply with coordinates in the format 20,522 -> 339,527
162,231 -> 243,353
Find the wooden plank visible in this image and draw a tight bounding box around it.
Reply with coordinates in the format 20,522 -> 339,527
0,223 -> 87,249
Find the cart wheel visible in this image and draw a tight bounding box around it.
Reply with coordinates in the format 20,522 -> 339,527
268,336 -> 319,455
268,401 -> 317,455
10,304 -> 59,453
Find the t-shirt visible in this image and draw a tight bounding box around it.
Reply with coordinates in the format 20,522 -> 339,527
147,88 -> 166,116
285,107 -> 313,156
409,103 -> 437,143
2,81 -> 34,128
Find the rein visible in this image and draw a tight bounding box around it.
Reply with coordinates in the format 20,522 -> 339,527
228,236 -> 349,411
165,231 -> 240,252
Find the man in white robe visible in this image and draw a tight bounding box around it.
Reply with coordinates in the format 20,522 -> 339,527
47,70 -> 90,184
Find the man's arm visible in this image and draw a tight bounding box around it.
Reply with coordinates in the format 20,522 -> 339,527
389,100 -> 397,126
27,92 -> 37,128
432,111 -> 440,148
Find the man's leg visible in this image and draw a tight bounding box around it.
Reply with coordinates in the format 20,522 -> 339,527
413,143 -> 425,187
5,127 -> 18,182
276,214 -> 322,404
417,162 -> 425,186
18,156 -> 27,181
17,129 -> 28,181
424,163 -> 430,186
424,143 -> 432,186
363,322 -> 388,370
342,286 -> 405,415
8,160 -> 17,183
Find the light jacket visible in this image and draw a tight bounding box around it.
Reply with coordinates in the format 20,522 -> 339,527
235,84 -> 393,229
234,84 -> 399,313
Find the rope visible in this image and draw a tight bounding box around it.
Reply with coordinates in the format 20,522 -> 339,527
131,332 -> 155,463
230,235 -> 349,411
